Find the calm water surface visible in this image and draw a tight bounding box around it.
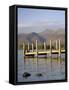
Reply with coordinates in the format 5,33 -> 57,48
17,50 -> 65,82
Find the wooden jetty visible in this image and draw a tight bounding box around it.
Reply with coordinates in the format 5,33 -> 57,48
23,40 -> 65,57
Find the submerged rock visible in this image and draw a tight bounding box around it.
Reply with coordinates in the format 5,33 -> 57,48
23,72 -> 31,78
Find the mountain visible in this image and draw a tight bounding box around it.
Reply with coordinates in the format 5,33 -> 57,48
18,33 -> 30,45
39,28 -> 65,44
27,32 -> 45,44
18,32 -> 45,47
18,28 -> 65,48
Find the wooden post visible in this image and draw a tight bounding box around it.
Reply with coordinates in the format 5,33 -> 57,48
50,40 -> 52,56
36,40 -> 38,56
28,43 -> 29,51
56,40 -> 58,50
59,39 -> 61,56
25,50 -> 27,53
23,43 -> 25,56
44,42 -> 46,51
32,43 -> 34,52
44,41 -> 47,57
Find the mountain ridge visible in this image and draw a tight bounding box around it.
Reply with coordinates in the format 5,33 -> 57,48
18,28 -> 65,47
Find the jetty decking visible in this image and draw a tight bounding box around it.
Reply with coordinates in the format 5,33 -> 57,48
23,40 -> 65,57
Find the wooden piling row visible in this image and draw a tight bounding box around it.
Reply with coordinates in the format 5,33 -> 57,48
23,39 -> 63,57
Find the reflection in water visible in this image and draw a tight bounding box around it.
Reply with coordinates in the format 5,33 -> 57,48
18,50 -> 65,82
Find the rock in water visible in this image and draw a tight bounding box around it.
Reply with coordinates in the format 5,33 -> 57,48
23,72 -> 31,78
36,73 -> 42,77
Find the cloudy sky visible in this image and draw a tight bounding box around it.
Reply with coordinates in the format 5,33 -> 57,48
18,8 -> 65,34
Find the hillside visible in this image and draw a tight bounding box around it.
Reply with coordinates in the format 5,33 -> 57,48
18,32 -> 45,47
18,28 -> 65,48
39,28 -> 65,44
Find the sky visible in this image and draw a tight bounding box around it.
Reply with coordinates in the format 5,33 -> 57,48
18,8 -> 65,34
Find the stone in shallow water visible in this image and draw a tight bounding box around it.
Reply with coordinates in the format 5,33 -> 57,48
23,72 -> 31,78
36,73 -> 43,77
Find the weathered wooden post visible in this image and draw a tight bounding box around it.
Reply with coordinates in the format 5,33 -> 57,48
50,40 -> 52,56
44,42 -> 46,51
44,41 -> 47,58
23,43 -> 25,56
36,40 -> 38,57
32,43 -> 34,52
56,40 -> 58,50
28,43 -> 29,51
59,39 -> 61,57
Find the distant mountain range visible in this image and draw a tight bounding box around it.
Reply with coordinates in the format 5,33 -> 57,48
18,28 -> 65,47
18,32 -> 45,46
39,28 -> 65,43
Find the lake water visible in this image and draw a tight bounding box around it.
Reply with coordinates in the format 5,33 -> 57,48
17,50 -> 65,82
